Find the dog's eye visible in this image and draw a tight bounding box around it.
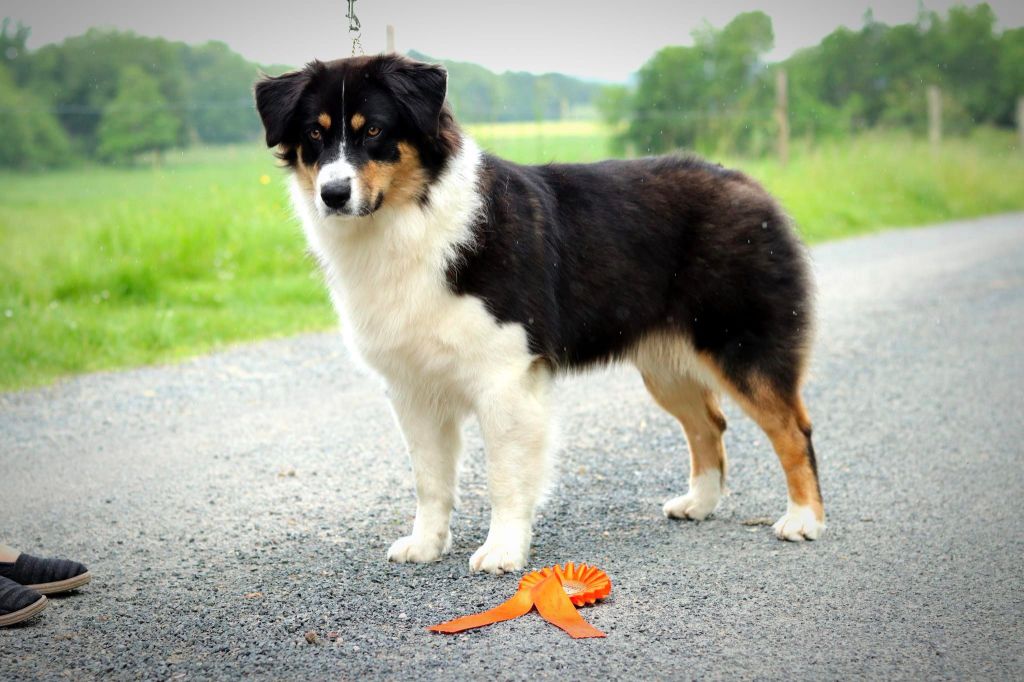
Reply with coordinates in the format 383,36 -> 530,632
366,126 -> 382,138
309,129 -> 321,141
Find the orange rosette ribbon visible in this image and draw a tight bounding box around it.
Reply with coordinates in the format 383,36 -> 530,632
428,562 -> 611,639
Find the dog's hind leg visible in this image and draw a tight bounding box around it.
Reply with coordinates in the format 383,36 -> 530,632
642,370 -> 728,521
704,358 -> 825,541
470,362 -> 554,574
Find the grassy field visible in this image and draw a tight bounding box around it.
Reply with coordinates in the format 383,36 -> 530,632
470,120 -> 613,163
2,124 -> 1023,390
728,129 -> 1024,242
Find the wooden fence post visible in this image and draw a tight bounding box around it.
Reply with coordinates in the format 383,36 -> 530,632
927,85 -> 942,151
1017,96 -> 1024,153
775,69 -> 789,166
386,24 -> 395,53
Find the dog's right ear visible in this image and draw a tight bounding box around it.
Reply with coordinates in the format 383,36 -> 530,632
254,66 -> 315,147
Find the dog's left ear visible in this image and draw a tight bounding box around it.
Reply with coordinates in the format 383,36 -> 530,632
379,57 -> 448,138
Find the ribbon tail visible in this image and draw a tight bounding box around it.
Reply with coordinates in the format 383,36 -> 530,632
531,573 -> 606,639
428,587 -> 535,634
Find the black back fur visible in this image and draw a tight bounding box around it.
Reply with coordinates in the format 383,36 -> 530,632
448,154 -> 812,397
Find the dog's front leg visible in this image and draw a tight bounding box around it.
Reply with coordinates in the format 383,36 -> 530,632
470,369 -> 553,574
386,388 -> 464,564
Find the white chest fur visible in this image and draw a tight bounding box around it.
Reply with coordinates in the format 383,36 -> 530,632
289,138 -> 534,404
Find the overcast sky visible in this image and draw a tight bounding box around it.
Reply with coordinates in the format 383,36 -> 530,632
5,1 -> 1023,82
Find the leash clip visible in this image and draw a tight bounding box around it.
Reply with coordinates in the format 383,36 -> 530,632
346,0 -> 364,56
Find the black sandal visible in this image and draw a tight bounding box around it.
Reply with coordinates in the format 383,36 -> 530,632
0,576 -> 47,626
0,553 -> 91,595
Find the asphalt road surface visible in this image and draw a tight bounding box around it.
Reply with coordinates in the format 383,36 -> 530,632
2,214 -> 1023,680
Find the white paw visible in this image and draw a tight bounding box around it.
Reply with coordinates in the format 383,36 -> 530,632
663,471 -> 722,520
773,503 -> 826,541
469,538 -> 528,575
387,532 -> 451,564
663,491 -> 719,520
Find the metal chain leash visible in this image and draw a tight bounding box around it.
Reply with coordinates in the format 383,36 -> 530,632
346,0 -> 364,56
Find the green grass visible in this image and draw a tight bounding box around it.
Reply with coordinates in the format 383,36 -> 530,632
2,125 -> 1023,391
727,129 -> 1024,242
0,146 -> 331,390
468,120 -> 613,163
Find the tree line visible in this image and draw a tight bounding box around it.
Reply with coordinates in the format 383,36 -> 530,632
1,4 -> 1021,169
0,22 -> 285,167
407,49 -> 602,122
0,22 -> 603,169
601,4 -> 1024,155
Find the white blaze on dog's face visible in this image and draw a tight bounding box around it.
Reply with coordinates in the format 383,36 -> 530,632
254,55 -> 454,221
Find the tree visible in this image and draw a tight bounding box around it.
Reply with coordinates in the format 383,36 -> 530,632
627,45 -> 704,153
0,63 -> 71,169
96,66 -> 180,163
996,27 -> 1024,127
623,12 -> 775,154
0,18 -> 30,71
408,49 -> 604,123
183,41 -> 262,144
20,29 -> 190,151
933,4 -> 1000,124
596,84 -> 631,126
785,4 -> 1010,135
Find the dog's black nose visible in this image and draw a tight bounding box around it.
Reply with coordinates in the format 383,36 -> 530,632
320,180 -> 352,210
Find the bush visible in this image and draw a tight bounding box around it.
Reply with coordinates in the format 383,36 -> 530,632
0,65 -> 72,169
96,66 -> 181,164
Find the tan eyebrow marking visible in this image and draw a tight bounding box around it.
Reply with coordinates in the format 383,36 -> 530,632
317,112 -> 332,129
351,112 -> 366,131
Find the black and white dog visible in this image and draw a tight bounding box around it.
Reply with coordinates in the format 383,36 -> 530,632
255,54 -> 824,574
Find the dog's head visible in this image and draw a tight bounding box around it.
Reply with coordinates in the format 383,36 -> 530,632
255,54 -> 459,219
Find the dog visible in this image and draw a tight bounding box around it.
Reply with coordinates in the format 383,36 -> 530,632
254,54 -> 824,574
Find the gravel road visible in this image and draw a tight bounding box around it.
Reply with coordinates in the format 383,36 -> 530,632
2,214 -> 1023,680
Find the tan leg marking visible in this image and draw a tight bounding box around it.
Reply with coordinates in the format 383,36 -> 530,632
643,371 -> 727,520
643,372 -> 727,481
698,355 -> 823,524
